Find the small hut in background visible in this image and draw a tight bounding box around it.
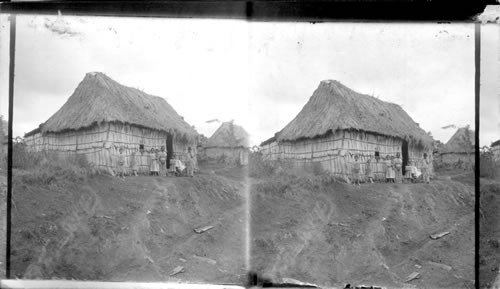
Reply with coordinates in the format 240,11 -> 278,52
204,121 -> 250,165
0,117 -> 7,157
491,139 -> 500,162
0,117 -> 7,166
260,80 -> 434,180
24,72 -> 198,174
438,127 -> 475,169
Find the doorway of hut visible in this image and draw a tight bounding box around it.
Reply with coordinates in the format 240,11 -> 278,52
166,133 -> 174,169
402,139 -> 409,175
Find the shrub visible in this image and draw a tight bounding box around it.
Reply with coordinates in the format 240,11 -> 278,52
12,146 -> 97,185
480,152 -> 500,180
12,144 -> 44,169
248,152 -> 277,178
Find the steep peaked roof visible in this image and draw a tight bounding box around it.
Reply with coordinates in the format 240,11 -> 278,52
1,119 -> 6,136
274,80 -> 434,148
491,139 -> 500,148
38,72 -> 198,141
206,121 -> 249,148
441,127 -> 475,153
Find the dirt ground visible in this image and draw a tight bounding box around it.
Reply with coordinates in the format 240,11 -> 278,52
10,160 -> 476,288
0,171 -> 5,279
11,163 -> 248,284
480,176 -> 500,289
250,169 -> 475,289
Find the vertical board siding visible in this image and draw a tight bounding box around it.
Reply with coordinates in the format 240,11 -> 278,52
23,122 -> 197,174
204,147 -> 248,164
261,130 -> 432,179
493,146 -> 500,162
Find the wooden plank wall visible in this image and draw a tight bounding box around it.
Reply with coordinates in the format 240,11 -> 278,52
491,146 -> 500,162
23,122 -> 197,174
261,130 -> 433,179
204,147 -> 247,164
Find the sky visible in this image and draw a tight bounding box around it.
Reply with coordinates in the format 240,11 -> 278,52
0,15 -> 477,146
480,24 -> 500,147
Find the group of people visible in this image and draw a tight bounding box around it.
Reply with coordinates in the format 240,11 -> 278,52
115,146 -> 196,178
351,152 -> 432,185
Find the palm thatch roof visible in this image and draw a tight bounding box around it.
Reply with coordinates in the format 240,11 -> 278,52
1,118 -> 7,136
206,121 -> 249,148
273,80 -> 434,148
441,127 -> 475,154
491,139 -> 500,148
36,72 -> 198,141
260,136 -> 276,146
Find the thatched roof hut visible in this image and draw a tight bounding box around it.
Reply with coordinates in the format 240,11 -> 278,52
492,139 -> 500,162
24,72 -> 199,174
260,80 -> 434,180
38,72 -> 197,141
206,121 -> 249,148
441,127 -> 475,154
274,80 -> 433,148
437,127 -> 475,169
204,121 -> 249,165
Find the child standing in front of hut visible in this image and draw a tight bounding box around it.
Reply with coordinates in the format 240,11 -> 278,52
186,147 -> 195,177
117,147 -> 126,178
365,157 -> 374,183
393,152 -> 403,183
154,149 -> 160,176
421,153 -> 431,184
130,151 -> 138,176
351,155 -> 361,186
385,155 -> 394,183
374,154 -> 381,182
149,148 -> 159,176
405,160 -> 413,183
158,146 -> 167,177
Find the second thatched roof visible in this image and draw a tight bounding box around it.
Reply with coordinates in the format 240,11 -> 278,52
206,121 -> 249,148
34,72 -> 198,141
273,80 -> 434,148
441,127 -> 475,154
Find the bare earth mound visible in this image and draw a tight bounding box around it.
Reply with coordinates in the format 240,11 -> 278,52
480,179 -> 500,289
11,155 -> 475,288
250,169 -> 474,289
11,164 -> 247,284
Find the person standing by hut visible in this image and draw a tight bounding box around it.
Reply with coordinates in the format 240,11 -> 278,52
149,148 -> 159,176
389,155 -> 396,183
158,146 -> 167,176
154,149 -> 161,176
117,147 -> 126,178
351,154 -> 361,186
421,153 -> 431,184
103,141 -> 115,176
393,152 -> 403,183
385,155 -> 394,183
374,154 -> 381,181
130,150 -> 139,176
186,147 -> 195,177
365,157 -> 375,183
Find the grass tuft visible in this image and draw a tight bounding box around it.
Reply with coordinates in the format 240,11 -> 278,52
13,144 -> 98,185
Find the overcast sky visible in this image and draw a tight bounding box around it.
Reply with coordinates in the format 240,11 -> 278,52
0,15 -> 477,146
480,24 -> 500,147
